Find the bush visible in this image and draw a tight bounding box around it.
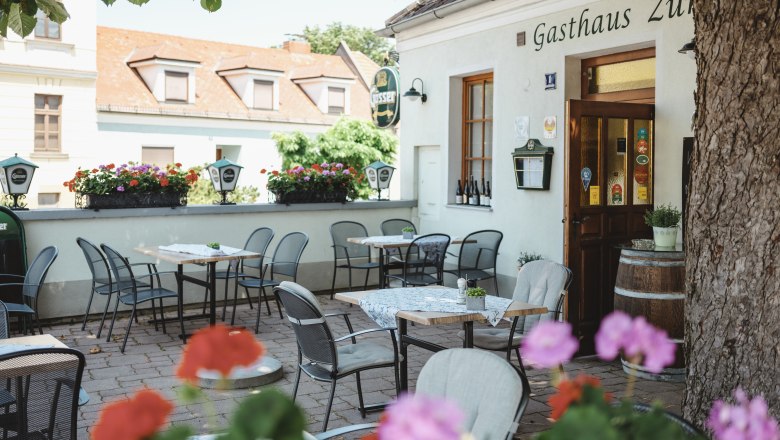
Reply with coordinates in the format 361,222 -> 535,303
643,204 -> 681,228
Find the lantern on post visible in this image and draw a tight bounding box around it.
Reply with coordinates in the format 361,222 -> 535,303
0,154 -> 38,210
364,161 -> 395,201
206,157 -> 243,205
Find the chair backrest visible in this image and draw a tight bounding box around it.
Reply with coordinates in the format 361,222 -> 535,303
241,227 -> 275,270
0,347 -> 86,440
23,246 -> 58,299
77,237 -> 112,286
404,234 -> 450,276
457,230 -> 503,271
274,282 -> 337,368
330,221 -> 370,260
380,219 -> 416,236
416,349 -> 530,440
270,232 -> 309,279
0,300 -> 8,339
512,260 -> 573,333
100,244 -> 138,296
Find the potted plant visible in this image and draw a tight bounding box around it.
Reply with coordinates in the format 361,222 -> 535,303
401,226 -> 415,239
518,251 -> 543,269
465,286 -> 487,310
643,204 -> 682,247
263,162 -> 361,204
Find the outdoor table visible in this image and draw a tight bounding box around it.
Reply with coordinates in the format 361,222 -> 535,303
346,235 -> 470,288
134,246 -> 261,338
335,287 -> 548,391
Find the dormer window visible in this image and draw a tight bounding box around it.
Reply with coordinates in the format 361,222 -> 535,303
34,10 -> 61,40
253,80 -> 274,110
126,43 -> 200,104
217,54 -> 284,111
165,71 -> 188,102
328,87 -> 345,114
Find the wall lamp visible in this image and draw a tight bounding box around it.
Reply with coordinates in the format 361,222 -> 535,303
403,78 -> 427,103
678,38 -> 696,59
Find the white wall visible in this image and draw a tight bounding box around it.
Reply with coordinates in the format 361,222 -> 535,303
394,0 -> 696,293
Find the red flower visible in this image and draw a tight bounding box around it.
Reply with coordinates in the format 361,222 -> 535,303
91,168 -> 99,173
107,163 -> 115,169
92,389 -> 172,440
159,177 -> 169,187
260,168 -> 267,174
129,179 -> 139,187
312,164 -> 322,171
185,173 -> 198,183
175,162 -> 182,168
168,169 -> 178,176
271,170 -> 279,176
548,375 -> 608,420
176,324 -> 265,383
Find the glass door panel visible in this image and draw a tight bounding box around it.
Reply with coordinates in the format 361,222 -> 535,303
606,118 -> 628,206
633,119 -> 653,205
580,116 -> 602,207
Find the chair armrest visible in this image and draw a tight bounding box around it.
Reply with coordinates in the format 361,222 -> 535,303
314,423 -> 379,440
323,312 -> 350,318
324,312 -> 354,336
334,327 -> 396,342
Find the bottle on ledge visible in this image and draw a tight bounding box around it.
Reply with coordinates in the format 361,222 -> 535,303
485,180 -> 492,207
473,177 -> 480,206
481,178 -> 487,206
455,179 -> 463,205
464,178 -> 472,205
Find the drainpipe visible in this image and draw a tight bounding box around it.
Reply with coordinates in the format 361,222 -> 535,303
377,0 -> 495,37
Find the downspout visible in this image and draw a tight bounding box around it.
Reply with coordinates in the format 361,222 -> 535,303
377,0 -> 495,37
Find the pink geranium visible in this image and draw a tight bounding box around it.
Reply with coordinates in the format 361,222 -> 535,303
520,321 -> 579,368
594,311 -> 676,374
378,394 -> 464,440
708,388 -> 780,440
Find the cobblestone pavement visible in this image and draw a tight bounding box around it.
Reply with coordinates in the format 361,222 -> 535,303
42,295 -> 684,439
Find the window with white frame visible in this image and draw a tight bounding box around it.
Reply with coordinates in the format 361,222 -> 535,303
34,10 -> 61,40
34,94 -> 62,153
253,80 -> 274,110
328,87 -> 345,114
165,71 -> 188,102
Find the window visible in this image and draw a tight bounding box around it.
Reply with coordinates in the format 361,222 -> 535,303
328,87 -> 345,114
462,73 -> 493,184
38,193 -> 60,207
582,48 -> 656,103
34,94 -> 61,153
165,71 -> 188,102
142,147 -> 174,166
34,11 -> 61,40
253,80 -> 274,110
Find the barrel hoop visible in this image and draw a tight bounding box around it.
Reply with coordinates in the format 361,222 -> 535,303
621,249 -> 685,259
614,286 -> 685,300
618,256 -> 685,267
622,359 -> 685,375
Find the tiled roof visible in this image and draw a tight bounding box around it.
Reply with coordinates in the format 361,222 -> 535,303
290,60 -> 355,81
335,41 -> 379,89
385,0 -> 461,27
126,41 -> 200,64
97,27 -> 379,124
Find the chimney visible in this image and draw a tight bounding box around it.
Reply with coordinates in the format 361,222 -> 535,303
283,40 -> 311,54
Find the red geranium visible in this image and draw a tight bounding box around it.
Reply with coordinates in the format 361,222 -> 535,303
92,389 -> 172,440
159,177 -> 169,187
129,179 -> 139,187
176,324 -> 265,383
548,375 -> 610,420
260,168 -> 267,174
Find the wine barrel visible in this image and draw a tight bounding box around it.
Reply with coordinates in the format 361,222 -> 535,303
614,247 -> 685,382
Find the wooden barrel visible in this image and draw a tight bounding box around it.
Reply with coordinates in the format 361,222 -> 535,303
614,248 -> 685,382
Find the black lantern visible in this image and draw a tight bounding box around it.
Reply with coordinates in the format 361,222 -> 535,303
512,139 -> 554,190
206,157 -> 243,205
0,154 -> 38,210
364,160 -> 395,200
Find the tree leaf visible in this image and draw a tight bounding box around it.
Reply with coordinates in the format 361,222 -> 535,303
101,0 -> 117,5
0,11 -> 8,38
21,0 -> 37,17
125,0 -> 152,6
7,3 -> 36,37
35,0 -> 69,23
200,0 -> 221,12
223,389 -> 306,440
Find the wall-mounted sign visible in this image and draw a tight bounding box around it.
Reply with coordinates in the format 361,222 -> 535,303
581,167 -> 592,192
512,139 -> 554,190
545,73 -> 557,90
514,116 -> 530,143
370,67 -> 401,128
543,116 -> 557,139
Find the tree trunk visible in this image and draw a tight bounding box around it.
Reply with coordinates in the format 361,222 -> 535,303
684,0 -> 780,425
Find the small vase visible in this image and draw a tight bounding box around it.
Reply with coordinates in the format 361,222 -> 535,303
402,231 -> 414,239
465,296 -> 485,311
653,226 -> 678,247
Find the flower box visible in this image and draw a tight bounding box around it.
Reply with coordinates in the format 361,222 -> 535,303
77,191 -> 186,209
272,190 -> 348,205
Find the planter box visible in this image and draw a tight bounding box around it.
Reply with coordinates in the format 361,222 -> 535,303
77,192 -> 186,209
465,296 -> 486,311
272,190 -> 348,205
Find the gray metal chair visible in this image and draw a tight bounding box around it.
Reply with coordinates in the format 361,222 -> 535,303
0,246 -> 58,335
101,244 -> 184,353
329,221 -> 379,299
380,218 -> 416,236
444,230 -> 503,295
385,233 -> 450,287
459,260 -> 572,373
415,348 -> 531,440
0,301 -> 8,340
274,281 -> 399,432
237,232 -> 308,333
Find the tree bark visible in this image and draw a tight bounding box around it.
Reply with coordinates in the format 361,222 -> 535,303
684,0 -> 780,425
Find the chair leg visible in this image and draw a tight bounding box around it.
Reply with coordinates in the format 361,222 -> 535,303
106,297 -> 121,342
330,262 -> 338,300
262,286 -> 272,316
493,276 -> 500,297
81,288 -> 96,331
230,280 -> 239,327
221,275 -> 231,322
348,268 -> 353,292
393,362 -> 401,396
96,293 -> 113,339
150,298 -> 159,332
355,372 -> 366,418
292,351 -> 303,401
322,379 -> 337,432
514,346 -> 527,376
159,299 -> 168,334
363,268 -> 370,290
254,289 -> 262,334
34,311 -> 43,335
121,306 -> 137,353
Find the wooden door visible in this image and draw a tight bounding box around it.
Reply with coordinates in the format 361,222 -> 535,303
564,100 -> 655,354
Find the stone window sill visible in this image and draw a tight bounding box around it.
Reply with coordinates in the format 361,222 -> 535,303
30,152 -> 69,160
446,204 -> 493,212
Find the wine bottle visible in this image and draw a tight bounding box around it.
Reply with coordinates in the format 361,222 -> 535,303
481,179 -> 487,206
464,178 -> 471,205
485,180 -> 492,207
468,176 -> 477,205
455,179 -> 463,205
473,178 -> 480,206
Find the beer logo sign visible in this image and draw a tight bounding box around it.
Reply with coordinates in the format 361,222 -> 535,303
370,67 -> 400,128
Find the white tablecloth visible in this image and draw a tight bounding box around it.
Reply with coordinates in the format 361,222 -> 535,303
158,244 -> 244,257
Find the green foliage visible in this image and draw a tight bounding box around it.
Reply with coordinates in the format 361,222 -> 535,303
186,177 -> 260,205
265,163 -> 360,200
466,287 -> 487,297
206,242 -> 220,249
153,425 -> 194,440
401,226 -> 414,233
518,251 -> 544,267
302,22 -> 393,65
643,204 -> 681,228
222,389 -> 306,440
66,163 -> 198,195
272,118 -> 397,199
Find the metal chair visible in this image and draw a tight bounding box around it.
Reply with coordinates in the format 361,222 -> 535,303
101,244 -> 184,353
0,246 -> 58,335
329,221 -> 379,299
380,218 -> 416,236
0,347 -> 85,440
416,348 -> 531,440
274,281 -> 399,432
237,232 -> 308,333
385,234 -> 450,287
200,228 -> 274,326
444,230 -> 503,295
459,260 -> 572,373
0,301 -> 8,340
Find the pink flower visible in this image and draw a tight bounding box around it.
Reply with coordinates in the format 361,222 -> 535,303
594,311 -> 676,374
116,186 -> 125,192
707,388 -> 780,440
520,321 -> 578,368
378,394 -> 463,440
595,311 -> 633,360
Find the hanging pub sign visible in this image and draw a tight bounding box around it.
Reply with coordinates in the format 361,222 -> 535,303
512,139 -> 554,190
370,67 -> 400,128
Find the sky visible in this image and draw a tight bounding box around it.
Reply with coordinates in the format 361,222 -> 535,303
96,0 -> 410,48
